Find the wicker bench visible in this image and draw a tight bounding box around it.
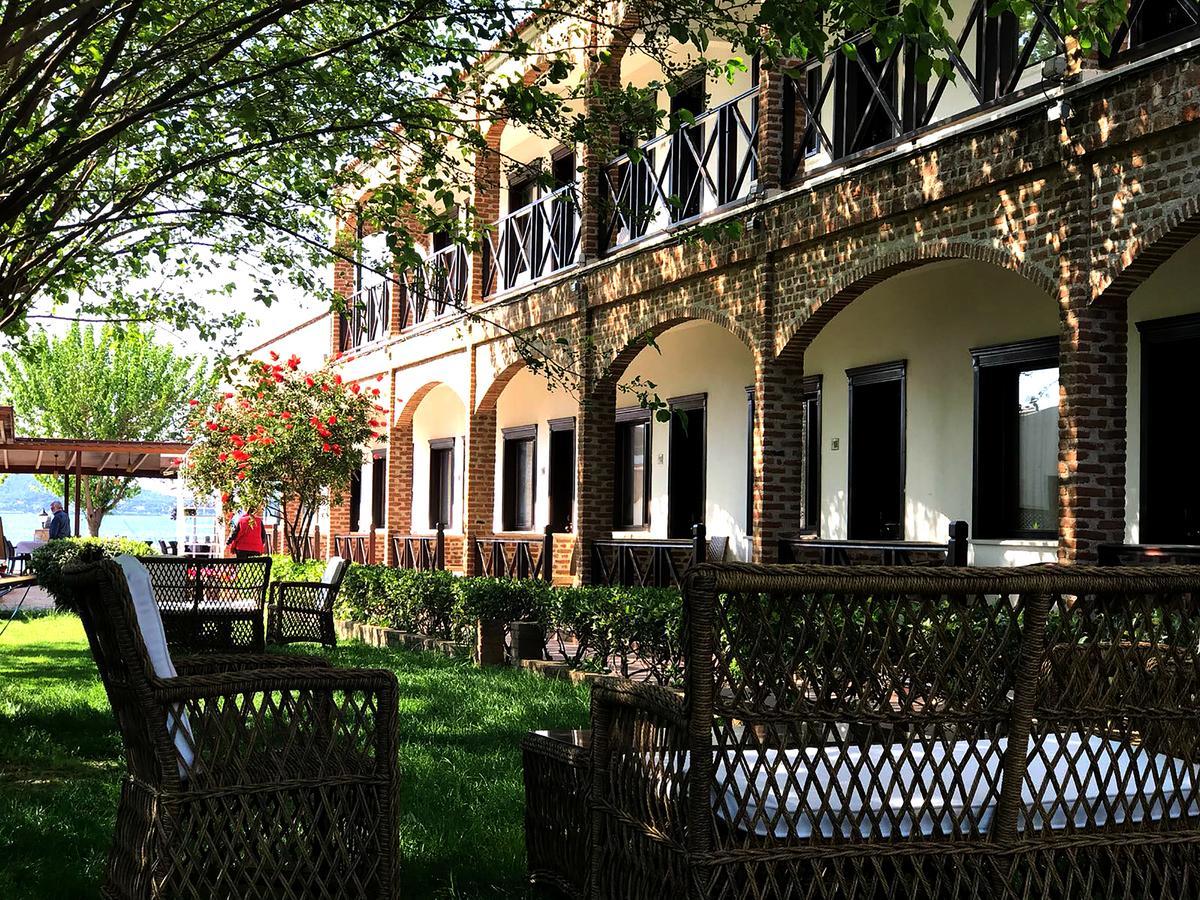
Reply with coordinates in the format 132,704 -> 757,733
573,564 -> 1200,899
522,730 -> 591,898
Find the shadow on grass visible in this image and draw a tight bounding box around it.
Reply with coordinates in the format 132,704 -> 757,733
2,616 -> 591,899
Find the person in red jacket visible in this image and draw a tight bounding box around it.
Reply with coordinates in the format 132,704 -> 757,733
226,508 -> 267,558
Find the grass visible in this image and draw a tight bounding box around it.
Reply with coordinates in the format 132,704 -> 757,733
0,612 -> 590,899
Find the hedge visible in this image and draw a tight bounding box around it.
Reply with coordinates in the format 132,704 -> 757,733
30,537 -> 153,611
332,563 -> 683,681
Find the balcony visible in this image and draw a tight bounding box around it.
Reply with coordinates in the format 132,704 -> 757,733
339,282 -> 389,352
484,184 -> 581,296
398,244 -> 468,330
602,85 -> 759,251
782,3 -> 1065,179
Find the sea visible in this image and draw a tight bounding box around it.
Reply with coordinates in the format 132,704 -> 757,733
0,513 -> 188,545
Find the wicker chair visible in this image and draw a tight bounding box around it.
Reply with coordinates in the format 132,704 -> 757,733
65,553 -> 399,900
267,556 -> 349,647
139,555 -> 272,653
587,564 -> 1200,899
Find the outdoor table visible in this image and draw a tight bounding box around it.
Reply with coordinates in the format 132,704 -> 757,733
13,539 -> 44,557
522,729 -> 590,899
0,573 -> 38,635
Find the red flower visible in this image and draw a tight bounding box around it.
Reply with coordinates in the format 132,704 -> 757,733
332,443 -> 342,454
287,354 -> 301,370
232,450 -> 250,462
188,398 -> 199,406
350,383 -> 361,394
269,350 -> 279,361
305,375 -> 315,387
322,442 -> 331,452
321,383 -> 330,392
237,471 -> 246,480
376,374 -> 384,382
217,453 -> 228,462
333,374 -> 342,385
371,388 -> 380,397
223,391 -> 234,399
221,492 -> 230,503
206,422 -> 218,431
327,415 -> 337,425
285,423 -> 294,430
281,411 -> 292,420
309,416 -> 320,427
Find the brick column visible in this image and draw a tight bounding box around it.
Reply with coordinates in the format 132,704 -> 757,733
386,393 -> 414,565
751,349 -> 806,562
579,59 -> 623,261
471,126 -> 503,304
463,353 -> 497,576
1058,297 -> 1128,562
574,377 -> 616,583
755,63 -> 786,191
328,487 -> 352,561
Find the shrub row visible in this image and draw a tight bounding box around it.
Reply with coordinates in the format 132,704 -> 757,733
309,560 -> 683,681
30,537 -> 153,611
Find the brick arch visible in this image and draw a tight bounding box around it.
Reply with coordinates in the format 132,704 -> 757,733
395,380 -> 467,426
596,306 -> 759,391
476,358 -> 528,413
776,242 -> 1058,359
1092,196 -> 1200,306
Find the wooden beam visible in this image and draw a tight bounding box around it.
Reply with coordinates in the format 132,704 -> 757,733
35,450 -> 42,470
74,454 -> 82,536
127,453 -> 148,473
99,452 -> 115,470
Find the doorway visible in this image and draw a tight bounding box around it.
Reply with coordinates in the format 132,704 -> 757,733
668,394 -> 707,539
847,362 -> 906,540
1140,315 -> 1200,542
548,418 -> 575,532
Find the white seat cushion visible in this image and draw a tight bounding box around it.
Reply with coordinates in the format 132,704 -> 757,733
321,557 -> 344,587
710,734 -> 1198,839
116,555 -> 195,772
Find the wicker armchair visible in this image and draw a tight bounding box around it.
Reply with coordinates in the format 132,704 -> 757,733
65,554 -> 399,900
587,564 -> 1200,900
139,555 -> 272,653
267,556 -> 349,647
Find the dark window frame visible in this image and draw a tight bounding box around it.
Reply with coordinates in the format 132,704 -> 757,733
1137,313 -> 1200,542
803,375 -> 823,534
846,360 -> 907,540
547,416 -> 576,533
428,437 -> 455,531
614,405 -> 653,531
667,393 -> 707,539
349,466 -> 362,533
744,386 -> 755,534
370,449 -> 387,530
971,337 -> 1059,541
502,424 -> 538,532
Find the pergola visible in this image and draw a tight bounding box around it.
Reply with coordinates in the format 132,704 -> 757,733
0,407 -> 189,536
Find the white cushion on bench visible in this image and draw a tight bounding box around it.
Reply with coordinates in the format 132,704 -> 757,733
710,733 -> 1197,839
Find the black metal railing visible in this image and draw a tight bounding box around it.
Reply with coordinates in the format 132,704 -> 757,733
603,86 -> 759,251
1098,542 -> 1200,566
589,524 -> 708,590
778,520 -> 970,566
483,184 -> 580,295
784,2 -> 1064,181
474,526 -> 555,581
398,245 -> 468,330
1103,0 -> 1200,65
333,533 -> 374,564
338,282 -> 390,352
391,524 -> 445,570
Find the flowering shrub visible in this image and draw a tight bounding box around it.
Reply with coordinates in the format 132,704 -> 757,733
184,355 -> 385,560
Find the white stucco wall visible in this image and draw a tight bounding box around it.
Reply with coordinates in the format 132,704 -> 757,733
803,259 -> 1059,566
410,383 -> 467,534
1124,234 -> 1200,542
492,367 -> 581,533
618,320 -> 756,560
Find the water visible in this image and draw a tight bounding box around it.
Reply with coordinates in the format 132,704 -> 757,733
0,512 -> 185,545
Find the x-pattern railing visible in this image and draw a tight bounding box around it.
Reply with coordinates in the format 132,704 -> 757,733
473,534 -> 553,581
392,530 -> 444,570
1105,0 -> 1200,63
785,1 -> 1064,180
334,533 -> 373,564
339,282 -> 390,352
590,539 -> 696,590
484,184 -> 580,296
399,245 -> 468,330
603,86 -> 759,251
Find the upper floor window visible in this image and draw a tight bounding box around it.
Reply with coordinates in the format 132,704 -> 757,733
972,338 -> 1059,540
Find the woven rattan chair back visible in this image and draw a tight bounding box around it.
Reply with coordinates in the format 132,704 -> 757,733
139,555 -> 271,652
67,556 -> 184,788
589,563 -> 1200,899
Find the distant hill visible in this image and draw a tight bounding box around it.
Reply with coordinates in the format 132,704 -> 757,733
0,475 -> 176,515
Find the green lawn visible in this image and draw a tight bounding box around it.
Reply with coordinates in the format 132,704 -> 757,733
0,613 -> 590,899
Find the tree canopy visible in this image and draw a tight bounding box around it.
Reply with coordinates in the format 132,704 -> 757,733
3,0 -> 1128,348
0,322 -> 214,535
184,355 -> 382,559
